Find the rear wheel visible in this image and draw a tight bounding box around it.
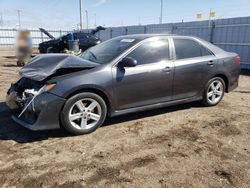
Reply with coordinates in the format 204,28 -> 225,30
202,77 -> 225,106
60,93 -> 107,135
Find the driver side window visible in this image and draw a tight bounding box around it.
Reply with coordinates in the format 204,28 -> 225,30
127,39 -> 169,65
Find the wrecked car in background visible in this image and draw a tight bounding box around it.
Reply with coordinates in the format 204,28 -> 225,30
38,26 -> 105,53
6,34 -> 240,135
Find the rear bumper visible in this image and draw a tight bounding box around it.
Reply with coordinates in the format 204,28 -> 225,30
228,80 -> 238,92
9,92 -> 66,131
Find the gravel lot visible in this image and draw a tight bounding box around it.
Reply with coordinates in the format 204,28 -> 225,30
0,48 -> 250,188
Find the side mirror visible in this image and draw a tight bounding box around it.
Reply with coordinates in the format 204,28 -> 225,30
118,57 -> 137,68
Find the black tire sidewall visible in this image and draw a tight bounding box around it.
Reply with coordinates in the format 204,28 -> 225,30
16,61 -> 22,67
60,92 -> 107,135
203,77 -> 225,106
46,47 -> 54,53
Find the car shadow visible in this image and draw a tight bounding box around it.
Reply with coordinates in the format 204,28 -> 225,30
0,101 -> 202,144
0,102 -> 68,143
103,101 -> 201,126
3,56 -> 16,59
2,64 -> 19,67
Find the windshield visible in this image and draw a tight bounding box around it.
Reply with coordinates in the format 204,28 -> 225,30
80,37 -> 138,64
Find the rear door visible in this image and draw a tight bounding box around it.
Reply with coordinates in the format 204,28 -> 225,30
171,37 -> 217,100
112,38 -> 174,110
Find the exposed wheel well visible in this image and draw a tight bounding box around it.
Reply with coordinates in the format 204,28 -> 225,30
214,74 -> 229,92
65,88 -> 111,116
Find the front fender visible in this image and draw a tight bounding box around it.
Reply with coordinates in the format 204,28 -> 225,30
62,84 -> 112,100
48,66 -> 114,105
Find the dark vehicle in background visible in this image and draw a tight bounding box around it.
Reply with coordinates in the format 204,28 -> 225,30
6,34 -> 240,135
38,26 -> 105,53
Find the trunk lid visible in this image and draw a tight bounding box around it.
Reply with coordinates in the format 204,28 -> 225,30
39,28 -> 55,40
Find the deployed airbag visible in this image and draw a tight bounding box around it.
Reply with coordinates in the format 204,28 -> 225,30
20,54 -> 99,81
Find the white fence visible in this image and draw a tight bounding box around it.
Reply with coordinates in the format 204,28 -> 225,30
0,28 -> 70,47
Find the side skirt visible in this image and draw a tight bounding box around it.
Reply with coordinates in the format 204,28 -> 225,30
110,95 -> 203,117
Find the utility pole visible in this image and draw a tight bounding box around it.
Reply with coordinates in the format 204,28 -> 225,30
94,13 -> 96,27
160,0 -> 163,24
208,8 -> 212,28
17,9 -> 22,28
0,12 -> 3,26
85,10 -> 89,30
79,0 -> 83,30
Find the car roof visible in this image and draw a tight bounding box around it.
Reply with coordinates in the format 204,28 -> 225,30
113,34 -> 209,42
114,34 -> 176,40
113,34 -> 226,55
71,30 -> 96,34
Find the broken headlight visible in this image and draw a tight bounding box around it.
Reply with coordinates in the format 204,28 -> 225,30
43,83 -> 56,93
18,83 -> 56,118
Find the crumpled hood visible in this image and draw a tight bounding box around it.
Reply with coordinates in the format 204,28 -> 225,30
20,54 -> 99,81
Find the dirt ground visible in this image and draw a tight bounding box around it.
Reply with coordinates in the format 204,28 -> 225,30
0,48 -> 249,188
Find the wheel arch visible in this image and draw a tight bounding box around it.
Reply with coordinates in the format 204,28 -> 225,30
212,74 -> 229,92
64,87 -> 112,116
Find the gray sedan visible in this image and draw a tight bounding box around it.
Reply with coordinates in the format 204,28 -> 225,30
6,34 -> 240,135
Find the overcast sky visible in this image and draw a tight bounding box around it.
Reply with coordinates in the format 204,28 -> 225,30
0,0 -> 250,29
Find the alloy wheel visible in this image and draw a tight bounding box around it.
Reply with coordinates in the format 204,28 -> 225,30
207,80 -> 224,105
68,98 -> 102,130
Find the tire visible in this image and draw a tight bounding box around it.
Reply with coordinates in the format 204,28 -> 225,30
16,61 -> 23,67
60,92 -> 107,135
39,48 -> 46,54
46,47 -> 54,53
202,77 -> 225,106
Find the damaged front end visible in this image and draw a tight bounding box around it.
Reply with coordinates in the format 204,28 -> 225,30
6,78 -> 44,111
5,54 -> 98,131
6,78 -> 65,131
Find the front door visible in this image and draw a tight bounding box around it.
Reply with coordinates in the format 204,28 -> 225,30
112,38 -> 174,110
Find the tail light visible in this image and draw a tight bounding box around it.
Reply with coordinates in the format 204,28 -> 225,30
235,56 -> 241,64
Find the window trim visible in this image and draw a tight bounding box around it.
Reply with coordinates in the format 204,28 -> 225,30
171,37 -> 215,61
199,42 -> 215,56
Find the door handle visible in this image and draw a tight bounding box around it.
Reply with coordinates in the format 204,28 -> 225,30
207,60 -> 214,66
162,67 -> 172,73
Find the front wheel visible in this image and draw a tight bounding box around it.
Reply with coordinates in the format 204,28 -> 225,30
202,77 -> 225,106
60,93 -> 107,135
46,47 -> 54,53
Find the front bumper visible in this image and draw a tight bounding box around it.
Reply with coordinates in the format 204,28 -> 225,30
7,92 -> 66,131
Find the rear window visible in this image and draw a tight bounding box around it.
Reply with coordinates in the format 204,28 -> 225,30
174,39 -> 212,60
77,33 -> 88,39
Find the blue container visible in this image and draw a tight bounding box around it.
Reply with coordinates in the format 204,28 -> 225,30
69,32 -> 74,41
